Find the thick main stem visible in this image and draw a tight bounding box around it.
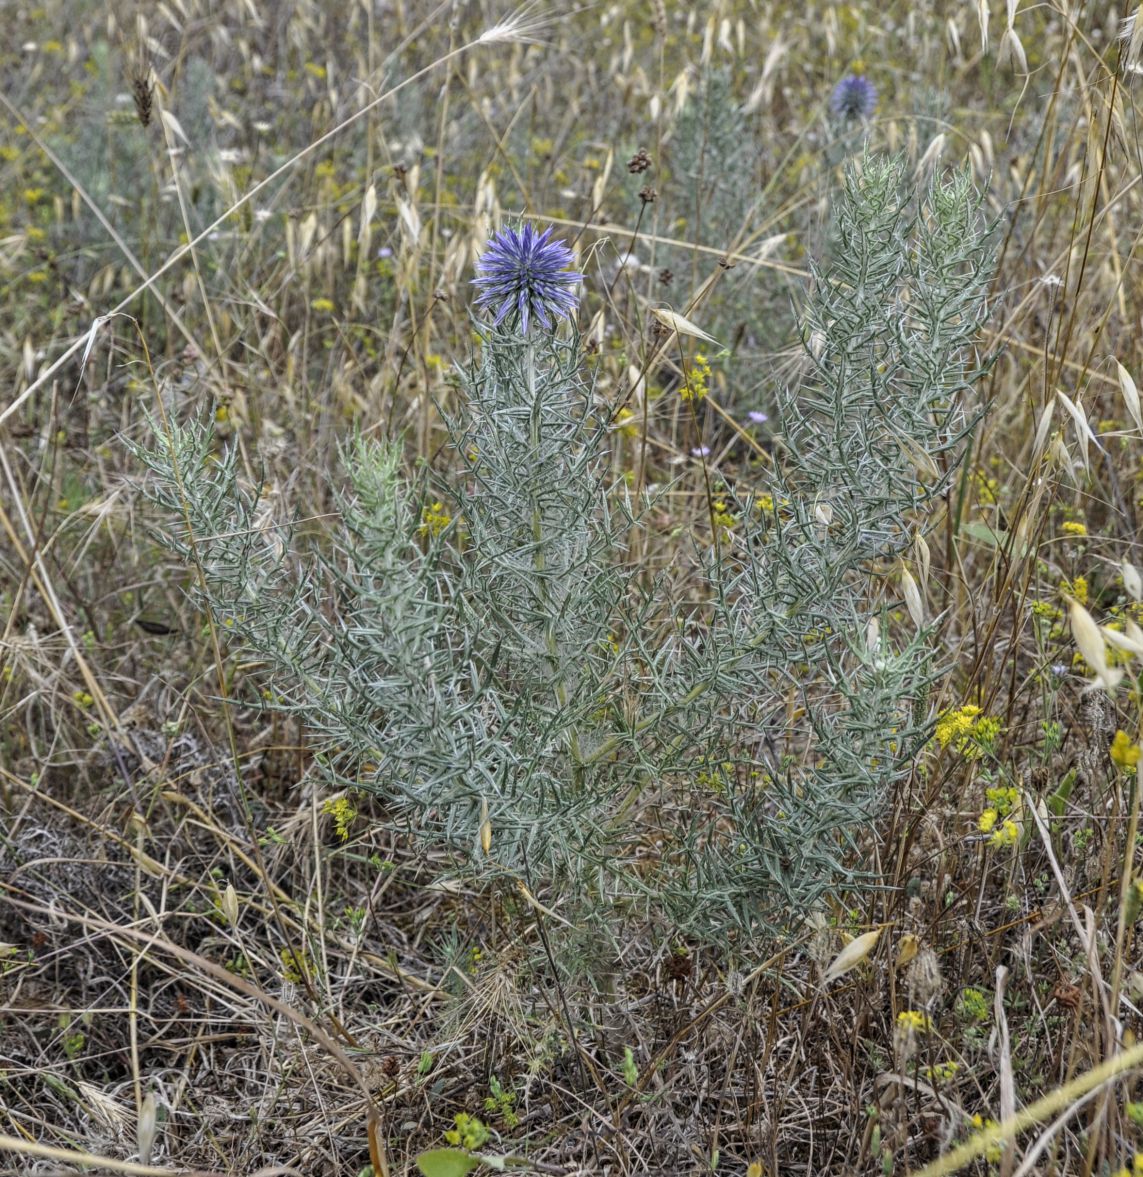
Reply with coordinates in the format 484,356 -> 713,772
525,341 -> 584,776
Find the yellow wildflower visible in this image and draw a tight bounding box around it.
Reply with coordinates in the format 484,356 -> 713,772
985,785 -> 1019,814
419,501 -> 452,538
614,407 -> 638,439
897,1009 -> 930,1032
1060,575 -> 1089,605
322,796 -> 357,841
680,352 -> 711,402
1060,520 -> 1087,537
279,945 -> 315,984
970,1115 -> 1005,1164
711,499 -> 736,530
978,808 -> 998,834
966,715 -> 1003,759
934,704 -> 982,749
445,1112 -> 490,1150
1111,730 -> 1141,771
989,819 -> 1020,848
974,471 -> 999,505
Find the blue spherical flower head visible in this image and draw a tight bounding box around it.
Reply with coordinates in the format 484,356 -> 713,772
473,222 -> 582,335
830,74 -> 877,121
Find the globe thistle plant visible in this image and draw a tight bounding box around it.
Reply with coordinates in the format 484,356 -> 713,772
830,74 -> 878,121
128,167 -> 997,947
472,222 -> 582,334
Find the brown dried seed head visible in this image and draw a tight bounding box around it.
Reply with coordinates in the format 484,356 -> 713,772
131,74 -> 154,128
627,147 -> 652,173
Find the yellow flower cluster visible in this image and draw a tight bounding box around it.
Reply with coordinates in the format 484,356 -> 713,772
981,816 -> 1019,847
445,1112 -> 490,1150
1060,520 -> 1088,537
1111,730 -> 1141,771
959,987 -> 989,1021
1030,599 -> 1062,621
971,716 -> 1003,752
279,944 -> 316,984
935,705 -> 1003,760
969,1115 -> 1005,1164
985,784 -> 1019,812
1060,575 -> 1088,605
1111,1154 -> 1143,1177
935,704 -> 982,748
695,761 -> 735,793
973,470 -> 999,505
614,407 -> 638,439
711,499 -> 736,531
680,352 -> 711,402
420,501 -> 452,538
897,1009 -> 931,1032
322,796 -> 357,841
979,785 -> 1020,848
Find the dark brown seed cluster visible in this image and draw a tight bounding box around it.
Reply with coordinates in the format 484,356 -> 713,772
627,147 -> 651,173
131,73 -> 154,128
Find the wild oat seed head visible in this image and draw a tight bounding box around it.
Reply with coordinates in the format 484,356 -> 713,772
830,74 -> 878,120
1122,10 -> 1143,71
477,1 -> 551,46
472,222 -> 582,335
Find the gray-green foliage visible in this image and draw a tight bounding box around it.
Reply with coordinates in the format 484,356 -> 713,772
658,69 -> 769,341
128,155 -> 995,943
664,155 -> 995,928
667,69 -> 754,246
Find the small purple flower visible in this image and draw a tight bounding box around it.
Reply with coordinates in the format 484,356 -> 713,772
691,445 -> 711,458
472,222 -> 582,334
747,410 -> 768,425
830,74 -> 877,121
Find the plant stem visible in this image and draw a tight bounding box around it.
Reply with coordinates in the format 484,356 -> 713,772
526,341 -> 584,777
